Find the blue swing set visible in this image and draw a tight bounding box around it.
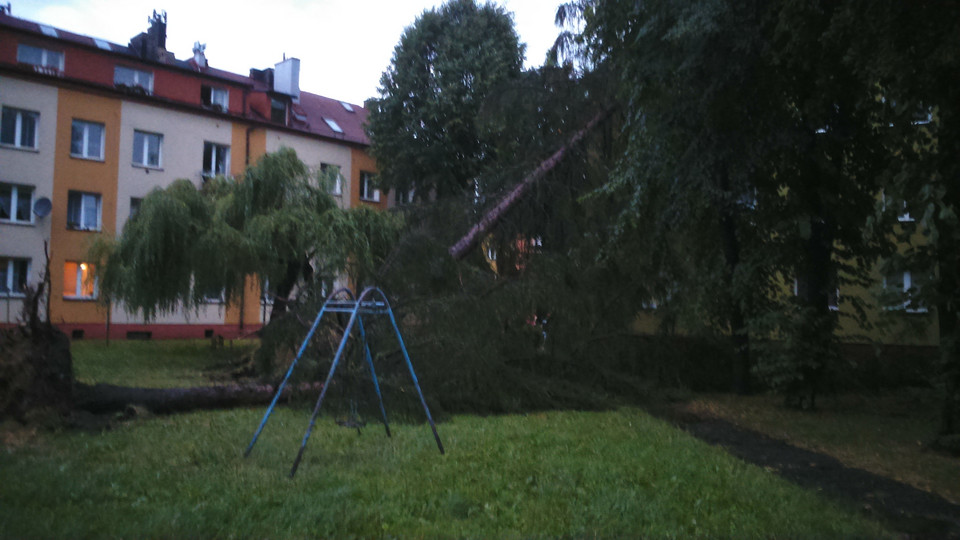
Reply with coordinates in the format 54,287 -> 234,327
243,287 -> 444,478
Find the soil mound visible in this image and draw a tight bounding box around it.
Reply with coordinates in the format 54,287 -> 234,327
0,323 -> 73,426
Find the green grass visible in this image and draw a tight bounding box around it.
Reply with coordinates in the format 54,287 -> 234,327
1,407 -> 889,538
684,391 -> 960,505
71,339 -> 257,388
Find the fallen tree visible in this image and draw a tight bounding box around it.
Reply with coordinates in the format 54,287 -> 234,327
448,107 -> 614,260
72,381 -> 320,415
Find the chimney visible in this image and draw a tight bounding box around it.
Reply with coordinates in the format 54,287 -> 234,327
273,57 -> 300,100
129,10 -> 168,62
192,42 -> 207,69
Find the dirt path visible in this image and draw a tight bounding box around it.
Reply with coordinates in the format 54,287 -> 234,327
655,406 -> 960,539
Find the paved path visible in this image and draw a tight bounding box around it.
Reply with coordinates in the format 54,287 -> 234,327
660,409 -> 960,539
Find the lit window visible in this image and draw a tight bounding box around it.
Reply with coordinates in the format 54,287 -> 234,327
70,120 -> 105,160
202,142 -> 230,177
63,261 -> 97,299
66,191 -> 101,231
114,66 -> 153,94
320,163 -> 343,195
324,118 -> 343,134
359,171 -> 380,202
0,257 -> 30,296
201,86 -> 229,111
1,106 -> 39,149
0,183 -> 35,224
16,44 -> 63,72
132,130 -> 162,168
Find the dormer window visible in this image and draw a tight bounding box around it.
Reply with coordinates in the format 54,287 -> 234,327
114,66 -> 153,95
270,97 -> 286,124
201,86 -> 229,111
17,44 -> 64,74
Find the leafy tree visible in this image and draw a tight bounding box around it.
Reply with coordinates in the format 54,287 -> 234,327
833,0 -> 960,444
560,0 -> 891,402
365,0 -> 524,200
92,148 -> 401,322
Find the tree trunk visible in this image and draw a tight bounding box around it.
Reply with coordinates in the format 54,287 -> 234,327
72,381 -> 320,415
790,213 -> 836,410
719,203 -> 752,394
449,108 -> 614,260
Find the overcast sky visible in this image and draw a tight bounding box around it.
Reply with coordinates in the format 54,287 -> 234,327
12,0 -> 563,105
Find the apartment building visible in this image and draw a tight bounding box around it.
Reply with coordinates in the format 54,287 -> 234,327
0,10 -> 387,339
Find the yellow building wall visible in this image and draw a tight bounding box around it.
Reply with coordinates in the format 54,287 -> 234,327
350,147 -> 385,210
49,88 -> 120,325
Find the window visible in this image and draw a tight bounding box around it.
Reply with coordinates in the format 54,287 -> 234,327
70,120 -> 104,160
340,101 -> 355,112
132,130 -> 162,168
0,183 -> 34,224
63,261 -> 97,299
320,163 -> 342,195
16,44 -> 63,72
129,197 -> 143,217
270,97 -> 286,124
359,171 -> 380,202
0,258 -> 30,296
323,118 -> 344,134
201,86 -> 229,111
199,283 -> 224,304
202,142 -> 230,177
1,106 -> 39,149
882,191 -> 913,222
793,275 -> 839,311
260,279 -> 273,305
394,187 -> 415,205
885,270 -> 929,313
66,191 -> 101,231
114,66 -> 153,94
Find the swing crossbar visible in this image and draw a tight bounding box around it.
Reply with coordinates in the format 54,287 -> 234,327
243,286 -> 444,478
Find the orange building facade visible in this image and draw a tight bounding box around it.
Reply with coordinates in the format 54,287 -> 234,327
0,11 -> 382,339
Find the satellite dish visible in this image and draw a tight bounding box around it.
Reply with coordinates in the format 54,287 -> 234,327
33,197 -> 52,218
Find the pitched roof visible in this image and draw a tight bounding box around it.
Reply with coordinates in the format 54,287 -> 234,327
297,92 -> 370,145
0,11 -> 370,146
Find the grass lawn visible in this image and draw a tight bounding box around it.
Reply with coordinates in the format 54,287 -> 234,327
1,339 -> 894,537
1,407 -> 890,538
683,391 -> 960,505
71,339 -> 257,388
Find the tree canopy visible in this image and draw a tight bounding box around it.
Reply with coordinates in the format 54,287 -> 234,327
365,0 -> 524,200
92,148 -> 401,322
549,0 -> 960,442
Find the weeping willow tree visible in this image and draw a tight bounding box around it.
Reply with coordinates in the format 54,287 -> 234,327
90,147 -> 401,324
